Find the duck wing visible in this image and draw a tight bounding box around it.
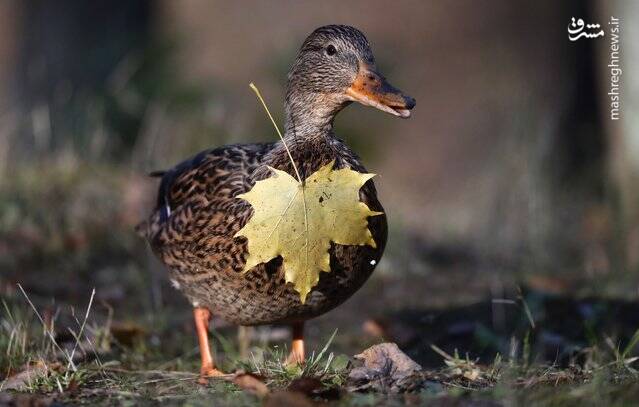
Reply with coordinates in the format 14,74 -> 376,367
139,143 -> 273,243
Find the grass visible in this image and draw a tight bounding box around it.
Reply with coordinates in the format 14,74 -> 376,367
0,286 -> 106,395
2,162 -> 639,405
3,285 -> 639,406
242,329 -> 349,388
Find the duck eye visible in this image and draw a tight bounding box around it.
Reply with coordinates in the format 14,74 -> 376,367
326,45 -> 337,56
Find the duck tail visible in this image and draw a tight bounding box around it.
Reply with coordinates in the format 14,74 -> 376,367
135,210 -> 164,240
148,170 -> 166,178
134,220 -> 150,238
137,170 -> 166,235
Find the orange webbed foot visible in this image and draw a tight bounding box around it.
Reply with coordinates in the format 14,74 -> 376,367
193,307 -> 230,384
198,365 -> 228,384
284,322 -> 305,366
284,350 -> 304,366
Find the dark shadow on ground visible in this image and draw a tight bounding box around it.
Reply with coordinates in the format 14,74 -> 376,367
370,289 -> 639,367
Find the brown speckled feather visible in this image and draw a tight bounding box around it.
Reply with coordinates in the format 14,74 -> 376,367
139,24 -> 415,327
143,135 -> 386,325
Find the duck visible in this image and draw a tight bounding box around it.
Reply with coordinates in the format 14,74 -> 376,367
138,25 -> 415,380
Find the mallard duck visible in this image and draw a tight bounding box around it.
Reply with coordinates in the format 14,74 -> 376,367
139,25 -> 415,379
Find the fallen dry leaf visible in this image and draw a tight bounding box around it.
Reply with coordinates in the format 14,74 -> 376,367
1,361 -> 53,391
232,372 -> 269,397
348,343 -> 424,393
111,321 -> 147,346
288,377 -> 341,400
0,392 -> 54,407
287,377 -> 323,395
362,319 -> 386,338
263,390 -> 315,407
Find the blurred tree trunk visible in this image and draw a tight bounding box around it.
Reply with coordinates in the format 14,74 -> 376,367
0,1 -> 20,176
12,0 -> 151,157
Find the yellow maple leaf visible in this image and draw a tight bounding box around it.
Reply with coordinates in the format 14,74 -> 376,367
235,160 -> 382,303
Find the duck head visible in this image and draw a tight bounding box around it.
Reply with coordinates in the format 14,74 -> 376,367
285,25 -> 415,137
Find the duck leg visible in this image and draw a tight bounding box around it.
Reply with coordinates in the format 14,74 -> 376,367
285,322 -> 305,365
193,307 -> 225,382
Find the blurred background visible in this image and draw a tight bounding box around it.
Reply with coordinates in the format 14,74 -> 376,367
1,0 -> 639,369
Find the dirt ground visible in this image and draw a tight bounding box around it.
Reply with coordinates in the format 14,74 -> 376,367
2,165 -> 639,406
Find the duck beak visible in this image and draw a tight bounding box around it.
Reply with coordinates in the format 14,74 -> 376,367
345,63 -> 415,118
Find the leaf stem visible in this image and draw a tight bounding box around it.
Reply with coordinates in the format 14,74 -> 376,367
249,83 -> 303,183
249,82 -> 310,302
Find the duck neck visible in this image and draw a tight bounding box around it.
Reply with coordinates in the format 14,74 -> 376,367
283,91 -> 343,143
